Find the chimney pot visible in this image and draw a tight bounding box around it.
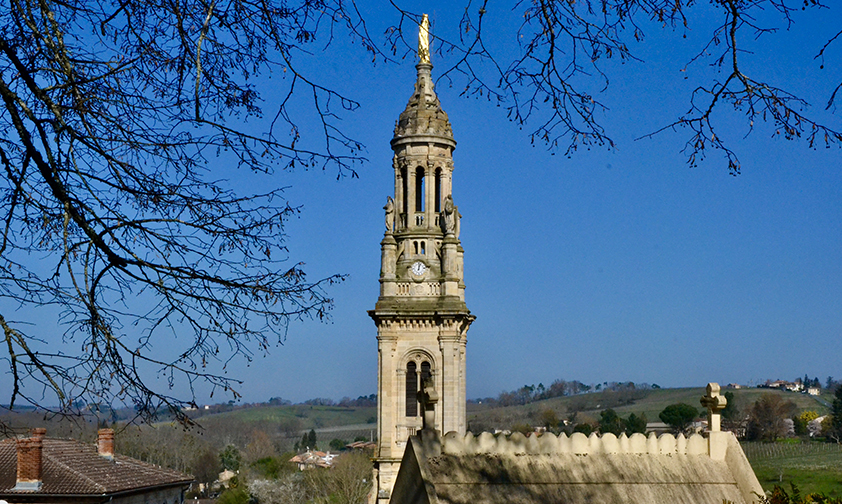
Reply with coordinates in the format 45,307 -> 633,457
15,435 -> 43,491
97,428 -> 114,460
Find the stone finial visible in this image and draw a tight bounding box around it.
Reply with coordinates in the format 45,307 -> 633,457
700,382 -> 727,432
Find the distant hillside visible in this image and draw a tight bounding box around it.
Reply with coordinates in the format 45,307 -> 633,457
198,403 -> 376,431
465,387 -> 829,432
171,385 -> 831,450
1,385 -> 830,456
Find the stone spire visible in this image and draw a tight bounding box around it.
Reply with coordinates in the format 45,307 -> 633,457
393,15 -> 453,140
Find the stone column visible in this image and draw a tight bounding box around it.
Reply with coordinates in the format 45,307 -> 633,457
380,236 -> 397,296
426,158 -> 435,230
377,333 -> 397,459
407,168 -> 416,227
438,333 -> 461,434
441,236 -> 459,296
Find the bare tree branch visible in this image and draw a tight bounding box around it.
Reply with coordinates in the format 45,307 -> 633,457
0,0 -> 370,425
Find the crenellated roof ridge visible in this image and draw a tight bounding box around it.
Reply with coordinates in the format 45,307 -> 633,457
441,430 -> 711,457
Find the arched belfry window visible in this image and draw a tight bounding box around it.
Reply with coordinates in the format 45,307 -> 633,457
415,167 -> 425,212
405,358 -> 434,418
401,166 -> 408,220
405,362 -> 417,417
421,361 -> 431,390
434,168 -> 442,213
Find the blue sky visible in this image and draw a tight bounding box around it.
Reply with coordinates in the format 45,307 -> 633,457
3,2 -> 840,407
209,2 -> 841,403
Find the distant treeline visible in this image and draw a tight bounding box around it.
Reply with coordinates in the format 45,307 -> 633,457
270,394 -> 378,408
470,380 -> 658,408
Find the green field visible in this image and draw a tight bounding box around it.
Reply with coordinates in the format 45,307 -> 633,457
201,404 -> 376,429
743,441 -> 842,497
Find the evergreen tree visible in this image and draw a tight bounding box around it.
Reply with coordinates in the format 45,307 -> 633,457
598,409 -> 624,436
624,413 -> 648,435
219,445 -> 242,472
659,403 -> 699,435
830,385 -> 842,443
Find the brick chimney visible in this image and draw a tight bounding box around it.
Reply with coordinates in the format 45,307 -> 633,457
97,428 -> 114,460
15,434 -> 43,491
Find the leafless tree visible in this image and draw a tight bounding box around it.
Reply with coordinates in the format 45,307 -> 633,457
117,423 -> 210,472
250,476 -> 307,504
305,451 -> 373,504
1,0 -> 839,425
745,393 -> 797,441
0,0 -> 370,424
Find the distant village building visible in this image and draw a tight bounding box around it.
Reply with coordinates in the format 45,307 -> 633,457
215,469 -> 237,489
288,450 -> 336,470
644,422 -> 672,435
760,379 -> 803,392
345,441 -> 376,451
0,428 -> 192,504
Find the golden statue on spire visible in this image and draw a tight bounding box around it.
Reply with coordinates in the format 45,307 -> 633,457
418,14 -> 430,64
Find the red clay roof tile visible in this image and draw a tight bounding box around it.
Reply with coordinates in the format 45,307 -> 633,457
0,438 -> 192,496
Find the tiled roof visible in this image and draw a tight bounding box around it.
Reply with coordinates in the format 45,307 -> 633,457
345,441 -> 376,450
0,437 -> 193,496
288,450 -> 332,468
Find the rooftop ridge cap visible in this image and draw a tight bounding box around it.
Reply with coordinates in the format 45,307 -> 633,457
441,430 -> 711,457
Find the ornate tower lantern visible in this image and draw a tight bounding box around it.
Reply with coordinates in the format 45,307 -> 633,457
369,14 -> 475,503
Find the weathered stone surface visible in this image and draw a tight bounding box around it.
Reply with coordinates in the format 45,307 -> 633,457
389,429 -> 765,504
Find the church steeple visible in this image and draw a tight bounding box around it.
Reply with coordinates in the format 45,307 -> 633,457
380,16 -> 463,301
370,14 -> 474,504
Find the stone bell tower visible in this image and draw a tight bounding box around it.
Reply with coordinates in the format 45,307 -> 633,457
369,14 -> 475,503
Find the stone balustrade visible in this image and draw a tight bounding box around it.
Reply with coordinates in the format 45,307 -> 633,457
395,282 -> 441,296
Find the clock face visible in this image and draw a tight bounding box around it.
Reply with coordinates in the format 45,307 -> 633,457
410,261 -> 428,276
